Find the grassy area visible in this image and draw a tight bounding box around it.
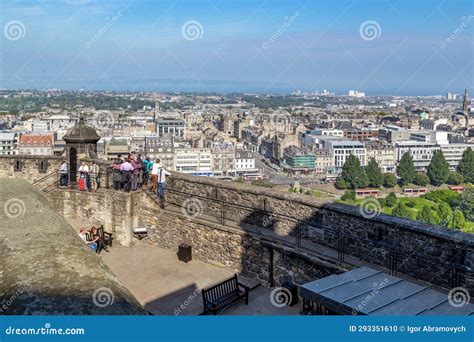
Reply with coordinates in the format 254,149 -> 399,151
347,195 -> 473,234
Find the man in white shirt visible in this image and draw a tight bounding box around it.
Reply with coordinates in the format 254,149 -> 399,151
78,162 -> 90,190
156,163 -> 171,201
58,160 -> 68,187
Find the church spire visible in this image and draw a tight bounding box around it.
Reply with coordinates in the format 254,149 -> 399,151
463,89 -> 468,113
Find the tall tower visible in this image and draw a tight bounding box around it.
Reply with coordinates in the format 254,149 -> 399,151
154,99 -> 160,122
463,89 -> 470,136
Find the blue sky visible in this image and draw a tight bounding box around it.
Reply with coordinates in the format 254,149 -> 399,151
0,0 -> 473,95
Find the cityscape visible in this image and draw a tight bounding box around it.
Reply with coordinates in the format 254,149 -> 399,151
1,0 -> 474,341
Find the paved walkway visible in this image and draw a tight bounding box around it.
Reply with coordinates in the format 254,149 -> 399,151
99,242 -> 301,315
66,217 -> 302,315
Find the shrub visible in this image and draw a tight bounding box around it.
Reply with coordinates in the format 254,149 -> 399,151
446,172 -> 464,185
423,189 -> 461,208
251,179 -> 274,188
341,190 -> 356,202
405,201 -> 416,208
385,192 -> 398,207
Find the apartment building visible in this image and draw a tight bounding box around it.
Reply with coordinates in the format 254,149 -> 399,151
0,132 -> 18,155
440,143 -> 474,170
157,118 -> 186,138
394,141 -> 440,172
365,141 -> 396,173
322,139 -> 367,169
18,133 -> 54,156
174,148 -> 213,176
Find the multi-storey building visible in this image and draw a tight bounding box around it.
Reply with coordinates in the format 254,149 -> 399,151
440,143 -> 474,170
144,137 -> 176,170
174,148 -> 213,176
157,118 -> 186,138
18,133 -> 54,156
283,146 -> 315,170
0,132 -> 18,155
211,142 -> 235,176
394,141 -> 440,172
365,141 -> 396,173
313,148 -> 333,174
322,139 -> 367,169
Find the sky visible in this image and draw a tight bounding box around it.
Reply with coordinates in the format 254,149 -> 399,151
0,0 -> 473,95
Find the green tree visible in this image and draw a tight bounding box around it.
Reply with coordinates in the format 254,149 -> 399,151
457,147 -> 474,183
416,205 -> 438,225
335,177 -> 348,190
427,150 -> 450,186
450,209 -> 466,230
340,155 -> 368,189
341,190 -> 356,202
385,192 -> 398,207
397,152 -> 416,185
460,189 -> 474,221
383,172 -> 397,188
437,202 -> 453,226
446,172 -> 464,185
413,173 -> 430,186
392,202 -> 410,218
365,158 -> 384,187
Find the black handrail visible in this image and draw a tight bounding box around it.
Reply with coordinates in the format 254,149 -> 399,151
32,170 -> 57,185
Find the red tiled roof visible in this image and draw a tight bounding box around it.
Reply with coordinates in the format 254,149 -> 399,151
19,134 -> 53,147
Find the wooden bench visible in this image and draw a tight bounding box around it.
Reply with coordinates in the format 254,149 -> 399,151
202,274 -> 250,315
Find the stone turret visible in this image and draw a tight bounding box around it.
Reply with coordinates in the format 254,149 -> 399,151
63,117 -> 101,186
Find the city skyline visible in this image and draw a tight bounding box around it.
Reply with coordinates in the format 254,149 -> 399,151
1,0 -> 473,95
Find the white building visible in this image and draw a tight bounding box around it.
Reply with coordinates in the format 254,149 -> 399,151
348,90 -> 365,98
0,132 -> 18,155
234,150 -> 255,171
394,141 -> 440,172
174,148 -> 213,176
322,139 -> 366,169
157,118 -> 186,138
440,143 -> 474,170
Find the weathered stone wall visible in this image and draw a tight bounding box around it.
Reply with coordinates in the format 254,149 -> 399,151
166,172 -> 474,292
46,189 -> 139,246
138,193 -> 338,286
1,155 -> 473,292
0,155 -> 63,190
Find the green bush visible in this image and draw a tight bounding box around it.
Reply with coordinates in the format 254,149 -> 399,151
251,179 -> 274,188
423,189 -> 461,208
405,201 -> 416,208
385,192 -> 398,207
447,172 -> 464,185
341,190 -> 356,202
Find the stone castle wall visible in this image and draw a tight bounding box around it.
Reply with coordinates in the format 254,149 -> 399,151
1,155 -> 473,292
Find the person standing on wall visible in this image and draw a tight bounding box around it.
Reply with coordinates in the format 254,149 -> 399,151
90,161 -> 100,191
156,162 -> 171,204
120,158 -> 134,192
58,160 -> 68,187
78,161 -> 90,191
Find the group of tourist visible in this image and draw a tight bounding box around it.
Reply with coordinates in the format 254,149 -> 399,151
59,151 -> 172,201
78,226 -> 109,254
110,152 -> 170,200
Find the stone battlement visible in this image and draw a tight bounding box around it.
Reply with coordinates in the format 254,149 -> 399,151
1,155 -> 473,294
